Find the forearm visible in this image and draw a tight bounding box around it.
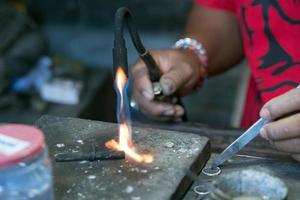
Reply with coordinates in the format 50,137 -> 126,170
183,5 -> 244,77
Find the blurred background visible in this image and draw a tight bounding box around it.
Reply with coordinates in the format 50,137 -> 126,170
0,0 -> 247,127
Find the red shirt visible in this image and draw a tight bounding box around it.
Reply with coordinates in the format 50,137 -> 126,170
194,0 -> 300,127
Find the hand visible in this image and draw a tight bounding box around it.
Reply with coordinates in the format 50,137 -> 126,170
259,88 -> 300,162
131,49 -> 207,121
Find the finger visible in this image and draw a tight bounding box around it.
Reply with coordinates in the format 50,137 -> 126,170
173,117 -> 183,122
131,61 -> 154,100
174,105 -> 185,118
260,88 -> 300,120
260,113 -> 300,141
160,63 -> 193,95
272,138 -> 300,153
152,105 -> 185,121
147,113 -> 184,122
145,114 -> 180,122
132,89 -> 176,118
292,154 -> 300,162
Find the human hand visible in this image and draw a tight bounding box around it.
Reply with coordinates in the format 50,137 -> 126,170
131,49 -> 207,121
259,88 -> 300,162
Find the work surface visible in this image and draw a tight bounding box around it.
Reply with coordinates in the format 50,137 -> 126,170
36,116 -> 210,200
138,122 -> 300,199
184,154 -> 300,200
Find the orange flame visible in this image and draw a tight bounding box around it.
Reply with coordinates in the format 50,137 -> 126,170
115,68 -> 127,98
105,67 -> 153,163
115,67 -> 127,112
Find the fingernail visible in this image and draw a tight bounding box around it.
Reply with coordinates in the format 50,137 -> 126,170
260,127 -> 268,140
175,106 -> 185,117
163,109 -> 175,116
142,90 -> 154,100
160,79 -> 175,95
260,108 -> 271,120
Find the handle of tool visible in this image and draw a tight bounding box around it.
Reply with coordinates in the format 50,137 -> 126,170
140,51 -> 161,82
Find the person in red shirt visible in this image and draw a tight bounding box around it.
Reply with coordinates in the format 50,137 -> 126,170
131,0 -> 300,161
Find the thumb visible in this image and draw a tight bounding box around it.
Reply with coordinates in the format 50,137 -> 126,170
160,65 -> 191,95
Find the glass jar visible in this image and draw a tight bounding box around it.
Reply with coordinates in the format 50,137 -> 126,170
0,124 -> 54,200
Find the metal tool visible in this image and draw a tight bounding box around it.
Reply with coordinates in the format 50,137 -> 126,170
211,85 -> 300,168
55,150 -> 125,162
211,118 -> 268,169
55,143 -> 125,162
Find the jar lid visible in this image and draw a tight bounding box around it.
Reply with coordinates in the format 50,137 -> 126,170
0,124 -> 45,169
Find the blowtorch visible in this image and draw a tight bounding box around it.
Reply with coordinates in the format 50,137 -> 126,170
113,7 -> 186,121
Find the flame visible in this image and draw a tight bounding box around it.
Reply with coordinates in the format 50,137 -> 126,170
115,67 -> 127,111
105,67 -> 153,164
115,67 -> 127,99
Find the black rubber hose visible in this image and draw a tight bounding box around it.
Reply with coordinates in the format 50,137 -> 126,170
113,7 -> 161,82
114,7 -> 146,55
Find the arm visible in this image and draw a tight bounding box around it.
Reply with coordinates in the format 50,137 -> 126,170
184,5 -> 244,76
131,5 -> 244,120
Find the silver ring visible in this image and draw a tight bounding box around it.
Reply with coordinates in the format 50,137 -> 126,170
193,184 -> 211,196
202,167 -> 221,177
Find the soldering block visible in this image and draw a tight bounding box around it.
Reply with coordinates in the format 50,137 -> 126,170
36,116 -> 210,200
